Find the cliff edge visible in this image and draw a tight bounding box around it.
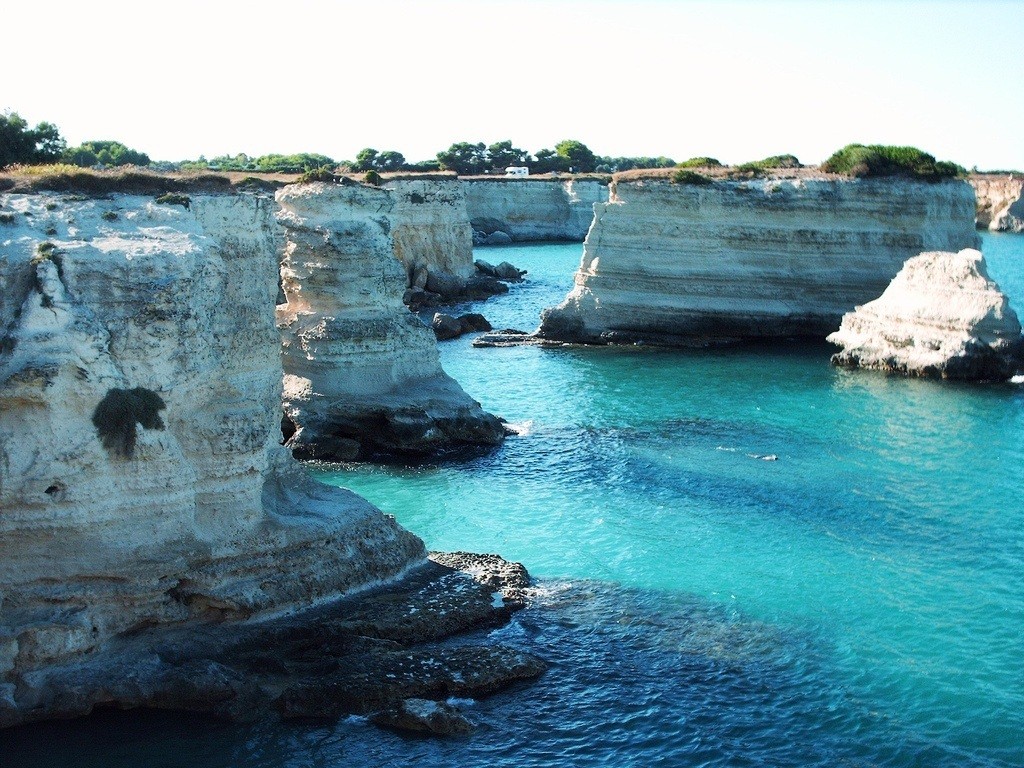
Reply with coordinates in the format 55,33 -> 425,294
538,175 -> 979,344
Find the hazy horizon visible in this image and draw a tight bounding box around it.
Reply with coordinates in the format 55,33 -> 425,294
6,0 -> 1023,170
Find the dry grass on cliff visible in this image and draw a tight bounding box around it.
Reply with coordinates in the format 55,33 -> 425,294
0,165 -> 296,195
614,166 -> 840,183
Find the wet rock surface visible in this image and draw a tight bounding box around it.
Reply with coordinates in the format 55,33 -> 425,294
433,312 -> 494,341
0,553 -> 544,731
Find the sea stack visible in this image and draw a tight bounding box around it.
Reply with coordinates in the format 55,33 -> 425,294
464,177 -> 608,242
970,174 -> 1024,232
0,190 -> 426,722
827,248 -> 1023,379
538,173 -> 979,344
276,181 -> 505,460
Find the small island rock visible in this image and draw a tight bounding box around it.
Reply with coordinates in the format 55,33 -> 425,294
827,248 -> 1023,380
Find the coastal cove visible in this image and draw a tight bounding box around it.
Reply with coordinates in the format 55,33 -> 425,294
3,238 -> 1023,766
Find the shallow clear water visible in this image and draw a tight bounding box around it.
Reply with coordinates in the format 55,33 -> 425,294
4,235 -> 1024,767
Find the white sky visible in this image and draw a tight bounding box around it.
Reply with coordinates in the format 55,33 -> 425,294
5,0 -> 1022,169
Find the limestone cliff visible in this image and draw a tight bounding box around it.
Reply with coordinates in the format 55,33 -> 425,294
464,178 -> 608,242
276,182 -> 505,460
827,248 -> 1023,379
384,178 -> 474,279
970,174 -> 1024,232
0,191 -> 426,712
539,176 -> 979,344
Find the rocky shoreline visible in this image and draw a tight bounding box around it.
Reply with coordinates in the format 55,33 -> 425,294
1,552 -> 545,735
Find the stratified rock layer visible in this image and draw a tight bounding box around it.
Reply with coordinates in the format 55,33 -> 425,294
0,192 -> 426,714
385,178 -> 475,279
276,182 -> 505,460
464,178 -> 608,242
539,177 -> 979,344
827,248 -> 1023,379
970,174 -> 1024,232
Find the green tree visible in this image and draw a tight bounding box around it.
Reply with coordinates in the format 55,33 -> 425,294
486,140 -> 528,171
436,141 -> 488,175
352,148 -> 406,172
530,147 -> 568,173
63,140 -> 150,167
554,139 -> 596,173
353,147 -> 379,171
0,111 -> 67,166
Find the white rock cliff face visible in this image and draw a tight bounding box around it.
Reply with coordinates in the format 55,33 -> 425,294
464,179 -> 608,241
827,248 -> 1023,379
539,177 -> 980,343
384,179 -> 475,279
0,192 -> 425,706
276,182 -> 505,460
970,174 -> 1024,232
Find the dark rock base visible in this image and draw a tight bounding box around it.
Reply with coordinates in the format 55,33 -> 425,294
0,553 -> 545,732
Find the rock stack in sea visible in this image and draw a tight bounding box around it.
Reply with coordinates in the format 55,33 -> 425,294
538,173 -> 980,345
827,248 -> 1023,379
0,189 -> 428,721
465,177 -> 608,242
970,174 -> 1024,232
276,181 -> 506,460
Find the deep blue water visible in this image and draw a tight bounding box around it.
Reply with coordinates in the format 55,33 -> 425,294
4,235 -> 1023,767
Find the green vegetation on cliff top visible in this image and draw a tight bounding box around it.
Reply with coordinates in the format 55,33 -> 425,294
821,144 -> 965,180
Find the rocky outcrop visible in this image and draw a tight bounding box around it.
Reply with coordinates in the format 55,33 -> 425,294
1,549 -> 545,728
276,182 -> 505,460
0,191 -> 427,721
465,178 -> 609,242
384,178 -> 475,282
827,248 -> 1023,379
539,176 -> 979,344
970,174 -> 1024,232
432,312 -> 492,341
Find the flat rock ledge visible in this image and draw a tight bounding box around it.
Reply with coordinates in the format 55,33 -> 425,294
828,248 -> 1024,380
0,553 -> 545,733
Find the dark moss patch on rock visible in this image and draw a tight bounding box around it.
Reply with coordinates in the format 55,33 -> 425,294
92,387 -> 166,458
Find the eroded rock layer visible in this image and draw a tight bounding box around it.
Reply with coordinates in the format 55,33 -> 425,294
0,192 -> 426,716
539,177 -> 979,344
970,174 -> 1024,232
464,178 -> 608,242
384,178 -> 475,279
276,183 -> 505,460
827,248 -> 1023,379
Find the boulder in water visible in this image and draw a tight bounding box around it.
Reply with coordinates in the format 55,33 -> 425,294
828,248 -> 1024,380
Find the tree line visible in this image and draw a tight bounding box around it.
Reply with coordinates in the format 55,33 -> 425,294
1,111 -> 674,175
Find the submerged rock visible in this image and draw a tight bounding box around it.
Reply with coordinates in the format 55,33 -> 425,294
370,698 -> 473,736
827,248 -> 1023,379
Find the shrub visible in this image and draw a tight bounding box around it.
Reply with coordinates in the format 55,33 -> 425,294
0,212 -> 14,225
822,144 -> 964,180
45,225 -> 57,236
154,192 -> 191,209
101,210 -> 118,221
677,157 -> 722,168
363,170 -> 382,186
672,169 -> 713,186
32,240 -> 58,263
297,166 -> 336,184
91,387 -> 166,458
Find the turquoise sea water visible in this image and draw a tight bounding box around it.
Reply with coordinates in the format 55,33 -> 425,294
4,235 -> 1023,767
